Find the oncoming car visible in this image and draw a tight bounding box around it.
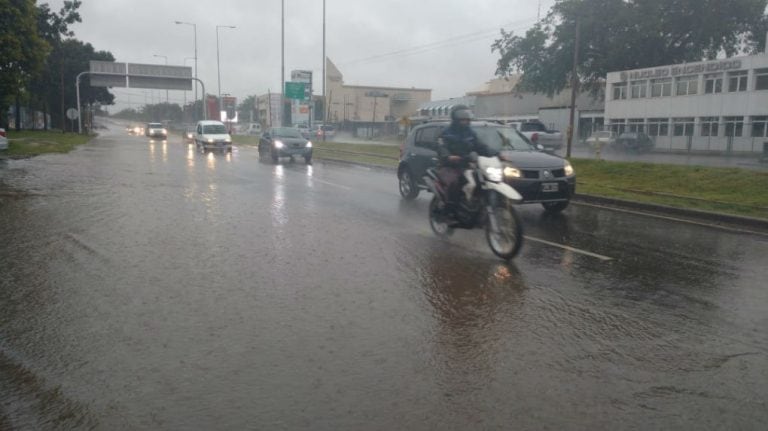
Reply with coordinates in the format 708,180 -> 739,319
194,121 -> 233,153
259,127 -> 313,164
145,123 -> 167,139
397,121 -> 576,212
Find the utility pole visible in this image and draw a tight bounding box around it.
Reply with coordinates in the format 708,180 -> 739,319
281,0 -> 285,126
566,17 -> 580,159
322,0 -> 326,128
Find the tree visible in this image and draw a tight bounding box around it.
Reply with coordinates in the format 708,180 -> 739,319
0,0 -> 49,128
492,0 -> 768,97
32,0 -> 83,129
237,95 -> 257,123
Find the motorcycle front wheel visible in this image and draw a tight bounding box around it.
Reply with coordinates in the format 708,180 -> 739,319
485,198 -> 523,260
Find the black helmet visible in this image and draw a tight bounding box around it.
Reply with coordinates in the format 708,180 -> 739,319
450,105 -> 473,124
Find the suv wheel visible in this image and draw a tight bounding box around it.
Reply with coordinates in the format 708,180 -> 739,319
399,168 -> 420,200
542,201 -> 569,213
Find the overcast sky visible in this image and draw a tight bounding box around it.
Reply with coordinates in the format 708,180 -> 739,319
47,0 -> 550,110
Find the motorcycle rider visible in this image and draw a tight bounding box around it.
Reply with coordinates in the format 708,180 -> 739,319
437,105 -> 492,206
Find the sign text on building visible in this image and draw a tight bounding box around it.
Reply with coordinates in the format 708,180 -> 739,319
620,59 -> 743,81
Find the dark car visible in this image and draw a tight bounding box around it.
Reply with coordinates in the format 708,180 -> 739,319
259,127 -> 313,164
616,132 -> 654,152
397,121 -> 576,212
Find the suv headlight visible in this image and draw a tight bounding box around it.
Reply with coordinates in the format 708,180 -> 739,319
504,166 -> 521,178
564,161 -> 574,176
306,141 -> 313,148
485,167 -> 503,182
274,140 -> 284,149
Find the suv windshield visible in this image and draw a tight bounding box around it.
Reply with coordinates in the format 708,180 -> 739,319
473,125 -> 534,152
273,128 -> 303,138
203,124 -> 228,134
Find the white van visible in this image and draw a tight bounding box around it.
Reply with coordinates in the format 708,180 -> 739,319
195,120 -> 232,152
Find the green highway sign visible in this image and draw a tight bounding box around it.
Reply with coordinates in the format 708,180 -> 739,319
285,82 -> 306,100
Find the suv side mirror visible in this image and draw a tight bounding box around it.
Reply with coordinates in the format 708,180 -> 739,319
536,144 -> 545,151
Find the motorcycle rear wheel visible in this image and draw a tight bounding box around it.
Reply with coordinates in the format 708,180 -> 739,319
429,196 -> 453,237
485,199 -> 523,260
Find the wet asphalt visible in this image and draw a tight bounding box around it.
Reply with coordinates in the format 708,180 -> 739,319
1,122 -> 767,430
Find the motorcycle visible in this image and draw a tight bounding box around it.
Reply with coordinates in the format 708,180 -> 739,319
424,154 -> 524,260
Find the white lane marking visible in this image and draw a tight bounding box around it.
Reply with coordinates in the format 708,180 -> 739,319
310,177 -> 352,190
524,236 -> 614,261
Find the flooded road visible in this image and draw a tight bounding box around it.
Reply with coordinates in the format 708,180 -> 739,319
1,123 -> 767,430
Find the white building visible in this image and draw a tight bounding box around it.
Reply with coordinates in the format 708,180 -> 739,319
606,53 -> 768,154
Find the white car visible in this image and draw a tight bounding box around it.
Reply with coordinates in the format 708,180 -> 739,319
242,123 -> 262,136
195,120 -> 232,152
0,128 -> 8,151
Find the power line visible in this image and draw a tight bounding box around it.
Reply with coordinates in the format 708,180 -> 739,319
338,16 -> 538,66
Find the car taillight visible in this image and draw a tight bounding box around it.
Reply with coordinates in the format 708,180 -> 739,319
0,130 -> 6,138
530,133 -> 539,143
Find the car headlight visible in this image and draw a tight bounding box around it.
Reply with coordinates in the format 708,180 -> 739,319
564,161 -> 574,176
274,140 -> 284,149
207,138 -> 214,143
503,166 -> 521,178
225,137 -> 232,143
306,141 -> 313,148
485,167 -> 503,182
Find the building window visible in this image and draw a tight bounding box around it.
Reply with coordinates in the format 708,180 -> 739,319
628,119 -> 645,133
724,116 -> 744,137
700,117 -> 719,137
704,73 -> 723,94
755,69 -> 768,90
609,119 -> 626,134
612,83 -> 627,100
647,118 -> 669,137
673,118 -> 695,136
650,78 -> 672,97
676,76 -> 698,96
728,71 -> 748,92
630,81 -> 647,99
751,116 -> 768,137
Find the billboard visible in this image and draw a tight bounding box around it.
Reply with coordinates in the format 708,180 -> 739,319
221,96 -> 238,123
268,94 -> 282,127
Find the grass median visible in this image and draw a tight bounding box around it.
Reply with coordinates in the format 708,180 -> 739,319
3,131 -> 92,157
309,141 -> 768,219
572,159 -> 768,219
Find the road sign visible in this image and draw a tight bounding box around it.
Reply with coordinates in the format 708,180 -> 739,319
291,70 -> 312,83
66,108 -> 79,120
285,82 -> 307,100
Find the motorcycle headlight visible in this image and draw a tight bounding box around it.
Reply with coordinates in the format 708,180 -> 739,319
485,167 -> 503,182
274,140 -> 284,149
504,166 -> 521,178
306,141 -> 313,148
564,161 -> 574,176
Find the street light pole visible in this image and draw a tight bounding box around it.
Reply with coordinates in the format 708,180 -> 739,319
281,0 -> 285,126
153,54 -> 169,103
322,0 -> 326,130
216,24 -> 236,121
175,21 -> 198,119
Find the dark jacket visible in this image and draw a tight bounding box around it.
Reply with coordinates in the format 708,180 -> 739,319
437,124 -> 491,167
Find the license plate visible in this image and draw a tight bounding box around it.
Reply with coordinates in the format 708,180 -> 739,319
541,182 -> 559,192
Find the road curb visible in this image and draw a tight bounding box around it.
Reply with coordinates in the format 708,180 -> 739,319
315,156 -> 396,172
315,155 -> 768,231
573,194 -> 768,231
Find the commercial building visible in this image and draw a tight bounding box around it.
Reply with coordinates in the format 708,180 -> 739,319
325,59 -> 431,136
466,77 -> 605,140
606,53 -> 768,154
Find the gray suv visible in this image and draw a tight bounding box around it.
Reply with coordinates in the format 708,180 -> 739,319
397,121 -> 576,212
